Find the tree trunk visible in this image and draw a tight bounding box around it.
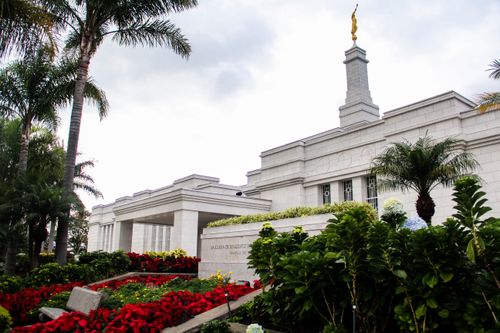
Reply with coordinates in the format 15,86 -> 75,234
17,120 -> 31,175
55,49 -> 91,265
416,192 -> 435,226
47,220 -> 57,252
28,221 -> 34,269
5,232 -> 17,276
33,222 -> 48,269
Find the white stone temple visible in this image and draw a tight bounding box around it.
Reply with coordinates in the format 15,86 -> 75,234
88,38 -> 500,257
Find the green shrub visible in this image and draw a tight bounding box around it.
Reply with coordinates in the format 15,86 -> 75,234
78,250 -> 130,279
28,262 -> 68,287
64,263 -> 96,283
0,275 -> 25,293
200,319 -> 230,333
0,305 -> 12,333
208,201 -> 377,228
145,249 -> 187,260
247,200 -> 500,333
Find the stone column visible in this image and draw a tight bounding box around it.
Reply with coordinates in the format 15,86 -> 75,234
112,221 -> 133,252
331,181 -> 341,203
171,210 -> 199,256
352,177 -> 363,202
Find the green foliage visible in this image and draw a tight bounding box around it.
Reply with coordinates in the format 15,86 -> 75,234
28,262 -> 67,286
247,204 -> 500,333
371,135 -> 478,224
200,319 -> 231,333
453,176 -> 493,229
27,262 -> 97,286
41,291 -> 71,309
208,201 -> 377,228
145,249 -> 187,260
0,305 -> 12,333
101,283 -> 165,310
0,275 -> 24,293
77,250 -> 130,279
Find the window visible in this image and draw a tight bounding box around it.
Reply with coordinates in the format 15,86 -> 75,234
366,175 -> 378,210
321,184 -> 331,204
343,180 -> 353,201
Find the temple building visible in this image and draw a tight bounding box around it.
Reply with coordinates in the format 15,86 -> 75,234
88,29 -> 500,256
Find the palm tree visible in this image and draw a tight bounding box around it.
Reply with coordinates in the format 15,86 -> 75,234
0,46 -> 108,176
46,158 -> 103,253
477,59 -> 500,113
0,47 -> 107,272
39,0 -> 198,265
0,0 -> 56,58
370,135 -> 478,225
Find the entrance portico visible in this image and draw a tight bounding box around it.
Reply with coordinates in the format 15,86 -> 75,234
88,175 -> 272,256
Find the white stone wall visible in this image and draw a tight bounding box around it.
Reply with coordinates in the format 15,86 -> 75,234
199,214 -> 333,281
247,92 -> 500,222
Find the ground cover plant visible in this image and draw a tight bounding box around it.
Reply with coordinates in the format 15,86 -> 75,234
243,176 -> 499,333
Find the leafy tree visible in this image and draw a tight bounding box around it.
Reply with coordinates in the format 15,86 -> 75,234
68,209 -> 89,255
38,0 -> 198,265
0,46 -> 107,272
477,59 -> 500,113
47,159 -> 102,253
0,46 -> 108,175
371,135 -> 478,225
0,0 -> 55,58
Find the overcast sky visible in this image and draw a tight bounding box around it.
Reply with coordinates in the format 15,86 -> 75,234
56,0 -> 500,210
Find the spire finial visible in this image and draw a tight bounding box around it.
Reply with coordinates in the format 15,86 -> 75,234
351,4 -> 358,42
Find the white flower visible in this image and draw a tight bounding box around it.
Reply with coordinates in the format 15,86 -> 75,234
382,198 -> 405,215
402,216 -> 427,231
246,323 -> 264,333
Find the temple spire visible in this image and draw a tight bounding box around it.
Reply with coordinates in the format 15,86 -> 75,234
338,5 -> 379,128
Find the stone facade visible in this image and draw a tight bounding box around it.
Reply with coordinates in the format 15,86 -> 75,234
88,41 -> 500,258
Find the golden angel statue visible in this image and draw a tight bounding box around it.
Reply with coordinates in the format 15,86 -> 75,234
351,4 -> 358,41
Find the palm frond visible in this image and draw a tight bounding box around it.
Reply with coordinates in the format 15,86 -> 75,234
487,59 -> 500,80
476,92 -> 500,113
83,78 -> 109,120
111,19 -> 191,57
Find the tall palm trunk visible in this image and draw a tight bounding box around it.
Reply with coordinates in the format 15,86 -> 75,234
5,231 -> 17,275
416,191 -> 435,226
18,119 -> 31,175
55,49 -> 91,265
47,219 -> 56,252
5,120 -> 32,274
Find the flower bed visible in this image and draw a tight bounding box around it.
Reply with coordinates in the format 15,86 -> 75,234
11,278 -> 256,333
0,282 -> 83,325
127,252 -> 200,273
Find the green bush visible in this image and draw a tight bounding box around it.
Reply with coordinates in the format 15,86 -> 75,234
200,319 -> 230,333
0,305 -> 12,333
208,201 -> 377,228
246,189 -> 500,332
64,263 -> 96,283
0,275 -> 25,293
28,262 -> 68,287
78,250 -> 130,279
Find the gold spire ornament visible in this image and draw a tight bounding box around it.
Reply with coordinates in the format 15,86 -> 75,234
351,4 -> 358,42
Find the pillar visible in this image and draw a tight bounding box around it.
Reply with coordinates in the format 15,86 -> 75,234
113,221 -> 133,252
171,210 -> 199,256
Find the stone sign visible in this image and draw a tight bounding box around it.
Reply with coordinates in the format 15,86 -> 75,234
199,214 -> 332,281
